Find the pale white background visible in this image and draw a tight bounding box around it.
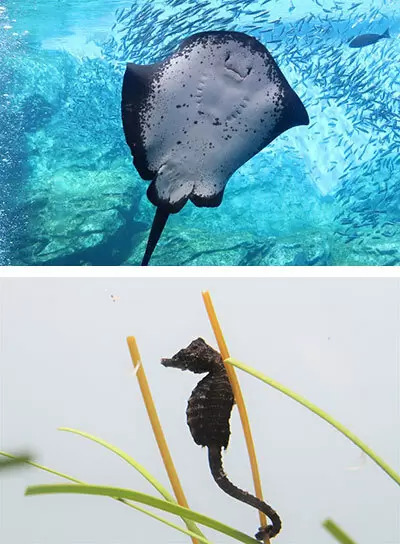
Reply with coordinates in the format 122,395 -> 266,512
0,278 -> 399,544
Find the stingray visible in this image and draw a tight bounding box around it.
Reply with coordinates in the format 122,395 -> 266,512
121,30 -> 309,265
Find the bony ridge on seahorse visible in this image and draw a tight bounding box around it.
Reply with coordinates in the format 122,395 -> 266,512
161,337 -> 281,540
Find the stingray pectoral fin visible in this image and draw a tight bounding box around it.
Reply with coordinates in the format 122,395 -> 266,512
281,87 -> 309,130
121,62 -> 159,181
141,207 -> 170,266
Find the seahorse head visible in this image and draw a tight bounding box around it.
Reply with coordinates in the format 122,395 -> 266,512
161,337 -> 222,374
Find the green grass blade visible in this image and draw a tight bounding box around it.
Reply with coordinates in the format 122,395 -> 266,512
0,452 -> 212,544
0,451 -> 82,483
323,519 -> 357,544
0,454 -> 32,470
58,427 -> 206,541
58,427 -> 177,501
26,483 -> 259,544
118,501 -> 212,544
225,358 -> 400,487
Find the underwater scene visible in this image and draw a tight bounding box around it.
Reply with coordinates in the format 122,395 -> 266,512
0,0 -> 399,266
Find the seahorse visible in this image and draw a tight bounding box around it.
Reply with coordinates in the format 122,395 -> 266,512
161,337 -> 281,540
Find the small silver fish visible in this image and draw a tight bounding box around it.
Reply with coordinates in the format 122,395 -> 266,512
349,28 -> 390,48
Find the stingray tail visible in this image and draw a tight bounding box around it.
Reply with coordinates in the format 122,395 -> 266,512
382,28 -> 390,38
141,207 -> 170,266
207,445 -> 281,540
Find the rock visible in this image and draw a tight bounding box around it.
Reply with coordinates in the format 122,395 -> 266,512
124,226 -> 332,266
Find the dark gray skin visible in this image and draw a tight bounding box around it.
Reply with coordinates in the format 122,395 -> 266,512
349,28 -> 390,48
162,338 -> 282,540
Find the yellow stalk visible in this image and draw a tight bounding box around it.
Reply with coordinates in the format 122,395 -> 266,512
126,336 -> 200,544
202,292 -> 270,544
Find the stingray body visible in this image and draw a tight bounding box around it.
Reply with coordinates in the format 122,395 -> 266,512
122,31 -> 309,265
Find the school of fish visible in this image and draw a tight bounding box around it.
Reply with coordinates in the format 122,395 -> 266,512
105,0 -> 399,263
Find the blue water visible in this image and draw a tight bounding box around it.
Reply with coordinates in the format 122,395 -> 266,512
0,0 -> 399,265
